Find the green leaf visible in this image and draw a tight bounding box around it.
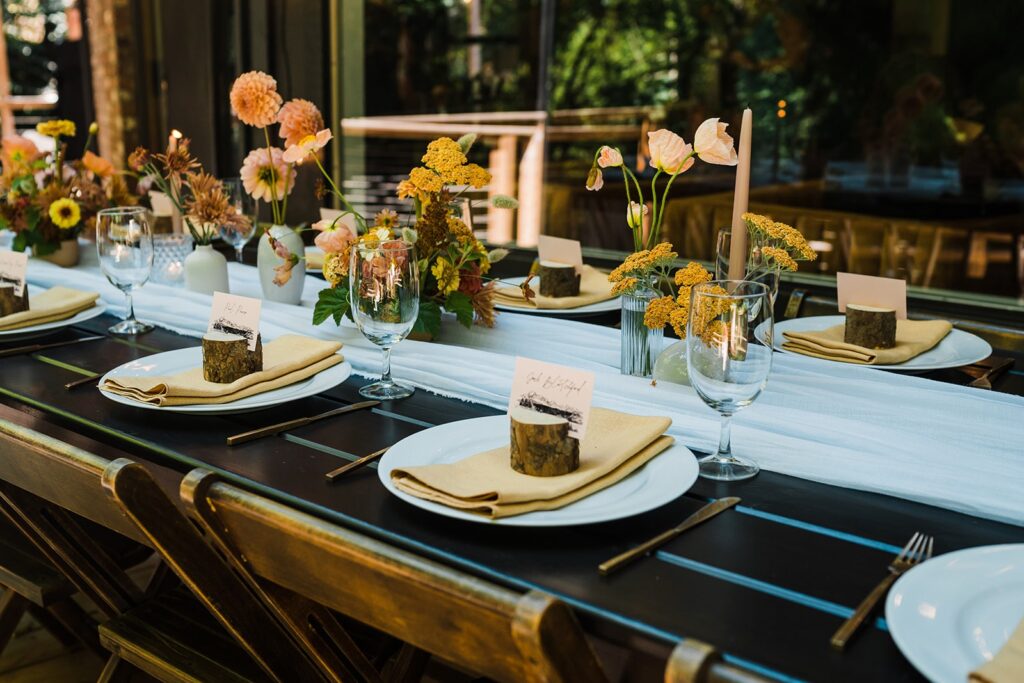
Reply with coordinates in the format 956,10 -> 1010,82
413,300 -> 442,338
12,232 -> 28,252
457,133 -> 477,154
444,291 -> 474,328
313,286 -> 350,326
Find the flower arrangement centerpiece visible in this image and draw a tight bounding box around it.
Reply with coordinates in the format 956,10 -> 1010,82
0,120 -> 134,265
128,138 -> 250,294
587,117 -> 739,376
309,134 -> 514,339
738,212 -> 816,303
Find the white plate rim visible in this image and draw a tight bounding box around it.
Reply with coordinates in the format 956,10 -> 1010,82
757,315 -> 991,371
377,415 -> 697,526
493,275 -> 620,315
98,345 -> 351,414
0,286 -> 107,340
885,543 -> 1024,683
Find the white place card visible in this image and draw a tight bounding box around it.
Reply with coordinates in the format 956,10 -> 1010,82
207,292 -> 262,351
837,272 -> 907,320
0,250 -> 28,297
508,357 -> 595,439
148,191 -> 176,217
537,235 -> 583,271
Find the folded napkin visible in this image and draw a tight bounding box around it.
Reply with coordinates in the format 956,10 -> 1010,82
101,334 -> 343,406
305,247 -> 325,271
391,407 -> 674,518
0,286 -> 99,331
493,265 -> 616,310
970,616 -> 1024,683
782,319 -> 952,365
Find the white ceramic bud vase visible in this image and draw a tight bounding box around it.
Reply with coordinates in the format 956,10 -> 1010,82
257,224 -> 305,305
184,244 -> 230,295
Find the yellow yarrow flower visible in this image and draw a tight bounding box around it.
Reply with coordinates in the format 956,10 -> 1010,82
36,119 -> 76,138
761,245 -> 799,271
422,137 -> 467,174
431,256 -> 460,295
643,295 -> 677,329
48,198 -> 81,229
408,167 -> 444,194
674,261 -> 712,287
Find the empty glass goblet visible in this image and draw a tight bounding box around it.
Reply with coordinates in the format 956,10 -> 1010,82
219,178 -> 256,263
686,280 -> 773,481
350,239 -> 420,400
96,206 -> 154,335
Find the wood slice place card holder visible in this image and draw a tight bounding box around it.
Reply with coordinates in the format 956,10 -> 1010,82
203,292 -> 263,384
508,357 -> 594,477
536,235 -> 584,299
844,305 -> 896,349
837,272 -> 907,349
0,251 -> 29,316
0,282 -> 29,316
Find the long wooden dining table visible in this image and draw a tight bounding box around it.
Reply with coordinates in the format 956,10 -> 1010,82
1,303 -> 1023,682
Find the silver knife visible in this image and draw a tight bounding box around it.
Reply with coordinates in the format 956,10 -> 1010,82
226,400 -> 380,446
598,497 -> 741,575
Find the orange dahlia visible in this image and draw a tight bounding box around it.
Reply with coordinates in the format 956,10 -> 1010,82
230,71 -> 282,127
277,99 -> 324,149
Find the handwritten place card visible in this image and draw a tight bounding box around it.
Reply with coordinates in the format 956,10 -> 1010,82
148,191 -> 176,217
537,235 -> 583,271
509,357 -> 594,439
837,272 -> 907,320
207,292 -> 262,351
0,250 -> 28,297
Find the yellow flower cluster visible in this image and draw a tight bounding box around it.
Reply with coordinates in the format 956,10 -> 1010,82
36,119 -> 76,138
611,277 -> 638,295
674,261 -> 713,287
643,296 -> 677,329
400,137 -> 492,203
760,246 -> 799,271
608,242 -> 678,285
322,251 -> 349,285
422,138 -> 466,174
742,212 -> 817,262
48,197 -> 81,229
668,283 -> 729,340
408,167 -> 444,194
431,256 -> 460,295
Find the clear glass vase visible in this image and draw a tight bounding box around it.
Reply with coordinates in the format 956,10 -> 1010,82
620,282 -> 664,377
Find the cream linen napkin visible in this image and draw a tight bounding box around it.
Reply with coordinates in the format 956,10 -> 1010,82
101,334 -> 343,406
391,407 -> 674,518
493,265 -> 616,310
970,616 -> 1024,683
0,287 -> 99,331
782,319 -> 952,365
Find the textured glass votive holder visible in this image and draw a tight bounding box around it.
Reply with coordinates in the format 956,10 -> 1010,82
151,233 -> 193,286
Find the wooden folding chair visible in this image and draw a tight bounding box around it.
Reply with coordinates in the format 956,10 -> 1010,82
664,640 -> 771,683
0,418 -> 316,683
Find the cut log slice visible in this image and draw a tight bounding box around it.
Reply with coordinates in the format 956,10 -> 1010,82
202,331 -> 263,383
844,304 -> 897,349
0,283 -> 29,317
538,261 -> 581,298
509,406 -> 580,477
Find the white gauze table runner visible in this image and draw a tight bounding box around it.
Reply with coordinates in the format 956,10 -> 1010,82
22,248 -> 1024,527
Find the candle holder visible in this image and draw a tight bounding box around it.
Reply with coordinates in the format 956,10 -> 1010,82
150,233 -> 193,286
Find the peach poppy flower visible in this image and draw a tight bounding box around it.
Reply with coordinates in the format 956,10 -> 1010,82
647,129 -> 694,174
626,201 -> 648,229
585,166 -> 604,191
597,145 -> 623,168
82,151 -> 115,177
1,135 -> 39,165
282,129 -> 333,164
312,218 -> 356,254
693,118 -> 738,166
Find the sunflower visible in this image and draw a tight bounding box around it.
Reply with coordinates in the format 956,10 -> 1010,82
49,198 -> 81,230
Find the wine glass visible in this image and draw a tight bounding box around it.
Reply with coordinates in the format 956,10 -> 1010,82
96,206 -> 154,335
686,280 -> 773,481
349,239 -> 420,400
219,178 -> 256,262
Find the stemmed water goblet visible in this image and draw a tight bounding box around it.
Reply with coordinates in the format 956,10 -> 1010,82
219,178 -> 256,263
350,239 -> 420,400
686,280 -> 773,481
96,206 -> 154,335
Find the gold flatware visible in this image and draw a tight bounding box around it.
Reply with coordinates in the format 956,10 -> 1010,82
325,446 -> 389,482
0,335 -> 105,359
830,531 -> 933,650
65,372 -> 102,390
969,358 -> 1013,390
598,497 -> 741,576
226,400 -> 380,446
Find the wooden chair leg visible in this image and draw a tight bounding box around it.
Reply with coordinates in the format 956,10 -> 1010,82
27,602 -> 79,647
97,654 -> 135,683
47,597 -> 106,658
0,588 -> 29,654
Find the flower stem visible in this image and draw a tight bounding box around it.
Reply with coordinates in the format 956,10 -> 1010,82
649,170 -> 662,250
262,127 -> 282,225
313,156 -> 366,231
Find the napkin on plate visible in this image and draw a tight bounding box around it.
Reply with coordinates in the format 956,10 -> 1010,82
0,287 -> 99,331
101,334 -> 343,406
781,319 -> 952,365
390,407 -> 674,518
305,247 -> 325,271
493,265 -> 616,310
970,616 -> 1024,683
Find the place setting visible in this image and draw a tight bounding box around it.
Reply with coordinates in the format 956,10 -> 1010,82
0,250 -> 106,341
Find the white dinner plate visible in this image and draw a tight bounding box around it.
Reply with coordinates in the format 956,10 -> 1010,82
886,544 -> 1024,683
755,315 -> 991,371
0,285 -> 107,341
493,276 -> 621,316
99,345 -> 352,414
378,415 -> 697,526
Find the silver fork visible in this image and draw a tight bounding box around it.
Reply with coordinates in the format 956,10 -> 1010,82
830,531 -> 934,650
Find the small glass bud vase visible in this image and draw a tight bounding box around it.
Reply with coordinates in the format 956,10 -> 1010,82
620,280 -> 664,377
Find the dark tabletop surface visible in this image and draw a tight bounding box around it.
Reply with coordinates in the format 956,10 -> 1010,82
1,276 -> 1023,682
